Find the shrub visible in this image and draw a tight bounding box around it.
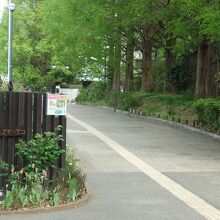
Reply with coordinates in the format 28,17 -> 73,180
16,126 -> 64,173
152,60 -> 166,93
194,99 -> 220,130
165,55 -> 194,93
0,127 -> 87,210
76,82 -> 108,103
0,147 -> 86,210
108,92 -> 140,110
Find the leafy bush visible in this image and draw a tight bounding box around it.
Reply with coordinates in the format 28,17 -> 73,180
16,126 -> 64,173
152,60 -> 166,93
0,129 -> 86,210
0,156 -> 86,210
76,82 -> 108,103
165,55 -> 194,93
194,99 -> 220,130
108,92 -> 142,110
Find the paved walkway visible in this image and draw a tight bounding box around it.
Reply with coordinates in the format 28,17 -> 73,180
2,105 -> 220,220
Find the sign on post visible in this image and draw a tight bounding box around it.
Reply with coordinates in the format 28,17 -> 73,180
47,94 -> 67,116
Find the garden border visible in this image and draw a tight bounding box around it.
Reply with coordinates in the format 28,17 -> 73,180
100,106 -> 220,142
0,190 -> 91,215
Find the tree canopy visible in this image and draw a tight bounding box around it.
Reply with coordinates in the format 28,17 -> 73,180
0,0 -> 219,96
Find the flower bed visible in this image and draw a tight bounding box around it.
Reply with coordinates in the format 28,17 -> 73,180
0,127 -> 86,211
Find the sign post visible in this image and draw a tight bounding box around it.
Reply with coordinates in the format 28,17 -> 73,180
47,94 -> 67,116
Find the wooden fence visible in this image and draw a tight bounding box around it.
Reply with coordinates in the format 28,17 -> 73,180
0,92 -> 66,189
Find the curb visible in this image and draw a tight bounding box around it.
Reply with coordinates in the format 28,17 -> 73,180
100,106 -> 220,142
0,190 -> 91,215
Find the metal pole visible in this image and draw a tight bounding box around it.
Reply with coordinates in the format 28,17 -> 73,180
7,3 -> 16,91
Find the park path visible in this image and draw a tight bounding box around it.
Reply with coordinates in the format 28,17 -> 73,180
2,104 -> 220,220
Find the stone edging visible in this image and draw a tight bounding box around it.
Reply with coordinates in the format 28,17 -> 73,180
0,191 -> 91,215
101,106 -> 220,142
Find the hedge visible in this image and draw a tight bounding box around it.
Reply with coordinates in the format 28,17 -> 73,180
193,99 -> 220,130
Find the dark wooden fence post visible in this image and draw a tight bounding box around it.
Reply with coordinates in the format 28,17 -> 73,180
33,93 -> 43,136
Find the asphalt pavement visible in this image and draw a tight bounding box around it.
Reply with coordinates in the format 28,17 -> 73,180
2,104 -> 220,220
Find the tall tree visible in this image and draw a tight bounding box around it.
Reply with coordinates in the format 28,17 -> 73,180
124,31 -> 135,91
141,27 -> 153,92
169,0 -> 220,97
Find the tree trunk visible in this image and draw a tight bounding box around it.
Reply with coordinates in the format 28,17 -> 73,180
204,44 -> 216,97
141,27 -> 153,92
215,52 -> 220,96
112,33 -> 121,92
125,32 -> 134,92
107,40 -> 115,91
164,37 -> 176,93
195,40 -> 211,98
205,47 -> 213,97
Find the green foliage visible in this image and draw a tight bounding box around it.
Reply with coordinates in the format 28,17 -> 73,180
0,0 -> 220,94
26,171 -> 48,206
194,99 -> 220,130
16,127 -> 64,173
108,92 -> 141,111
67,178 -> 78,202
166,63 -> 188,93
77,85 -> 142,111
76,82 -> 108,103
0,127 -> 65,209
54,155 -> 86,201
2,169 -> 48,209
1,0 -> 219,95
139,92 -> 195,119
0,0 -> 77,92
47,65 -> 74,87
0,0 -> 51,91
0,160 -> 9,177
153,60 -> 166,93
0,149 -> 86,210
147,93 -> 194,106
3,185 -> 28,209
49,186 -> 61,206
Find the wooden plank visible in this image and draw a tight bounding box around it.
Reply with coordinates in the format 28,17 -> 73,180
24,93 -> 33,142
7,92 -> 18,166
0,93 -> 5,160
33,93 -> 42,136
22,93 -> 33,169
50,116 -> 60,178
7,92 -> 16,187
0,92 -> 5,113
0,93 -> 7,127
0,93 -> 5,189
51,116 -> 59,132
58,116 -> 66,168
2,93 -> 8,190
42,93 -> 52,132
15,93 -> 25,169
17,93 -> 25,128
